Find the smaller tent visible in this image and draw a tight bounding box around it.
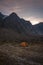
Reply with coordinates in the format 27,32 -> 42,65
20,42 -> 28,47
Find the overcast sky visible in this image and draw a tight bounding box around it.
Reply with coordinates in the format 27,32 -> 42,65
0,0 -> 43,25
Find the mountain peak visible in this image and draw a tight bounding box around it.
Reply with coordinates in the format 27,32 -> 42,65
10,12 -> 18,17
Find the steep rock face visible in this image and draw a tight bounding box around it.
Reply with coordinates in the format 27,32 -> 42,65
3,12 -> 33,35
3,13 -> 21,33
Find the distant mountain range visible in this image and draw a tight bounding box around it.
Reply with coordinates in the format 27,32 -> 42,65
0,12 -> 43,42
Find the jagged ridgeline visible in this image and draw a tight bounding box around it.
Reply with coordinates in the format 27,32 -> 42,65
0,12 -> 43,42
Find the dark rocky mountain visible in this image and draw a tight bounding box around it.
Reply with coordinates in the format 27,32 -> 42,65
0,12 -> 33,41
0,12 -> 43,42
2,12 -> 33,35
34,22 -> 43,35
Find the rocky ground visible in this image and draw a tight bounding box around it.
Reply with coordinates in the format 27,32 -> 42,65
0,43 -> 43,65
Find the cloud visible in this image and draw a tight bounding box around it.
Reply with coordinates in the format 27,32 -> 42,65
23,16 -> 43,25
0,0 -> 43,14
0,0 -> 43,24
